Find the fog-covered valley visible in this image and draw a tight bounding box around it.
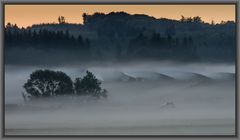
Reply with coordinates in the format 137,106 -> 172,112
5,61 -> 235,135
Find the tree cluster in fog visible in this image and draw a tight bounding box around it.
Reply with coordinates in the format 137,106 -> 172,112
22,70 -> 107,101
4,12 -> 235,64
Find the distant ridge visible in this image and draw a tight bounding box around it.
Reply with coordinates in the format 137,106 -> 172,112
4,12 -> 235,65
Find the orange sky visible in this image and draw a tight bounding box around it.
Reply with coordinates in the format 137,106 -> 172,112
4,4 -> 236,28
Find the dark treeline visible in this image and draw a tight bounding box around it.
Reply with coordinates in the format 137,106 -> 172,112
4,12 -> 236,64
5,23 -> 90,51
128,33 -> 196,60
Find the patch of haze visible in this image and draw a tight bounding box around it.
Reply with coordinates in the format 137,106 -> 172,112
5,61 -> 235,135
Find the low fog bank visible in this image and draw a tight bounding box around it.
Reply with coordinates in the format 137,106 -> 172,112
5,61 -> 235,135
5,61 -> 235,104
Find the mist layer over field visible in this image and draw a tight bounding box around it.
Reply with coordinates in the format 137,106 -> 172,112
5,61 -> 235,135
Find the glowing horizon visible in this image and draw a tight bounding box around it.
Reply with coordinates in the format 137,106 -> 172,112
5,4 -> 236,28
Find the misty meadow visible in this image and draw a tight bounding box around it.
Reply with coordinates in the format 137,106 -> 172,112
4,10 -> 236,135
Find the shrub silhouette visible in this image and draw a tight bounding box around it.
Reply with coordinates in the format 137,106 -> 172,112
23,70 -> 74,99
74,71 -> 107,99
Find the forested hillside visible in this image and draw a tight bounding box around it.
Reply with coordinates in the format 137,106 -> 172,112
4,12 -> 236,64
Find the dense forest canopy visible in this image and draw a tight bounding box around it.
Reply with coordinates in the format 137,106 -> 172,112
4,12 -> 236,64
